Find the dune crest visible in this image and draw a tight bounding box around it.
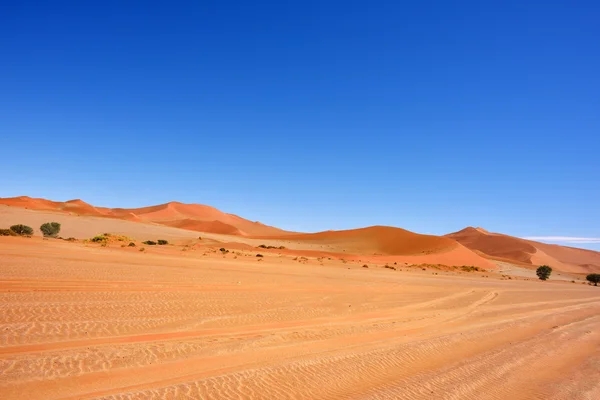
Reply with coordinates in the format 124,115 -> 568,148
0,196 -> 288,237
447,227 -> 600,273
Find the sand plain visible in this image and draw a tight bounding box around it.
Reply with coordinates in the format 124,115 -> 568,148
1,233 -> 599,399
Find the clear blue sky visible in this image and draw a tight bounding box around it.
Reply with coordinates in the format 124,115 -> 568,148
1,1 -> 599,249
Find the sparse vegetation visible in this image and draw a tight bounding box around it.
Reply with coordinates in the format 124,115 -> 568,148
256,254 -> 264,257
0,228 -> 18,236
143,240 -> 157,245
128,242 -> 136,247
91,235 -> 108,243
586,274 -> 600,286
384,264 -> 396,270
40,222 -> 61,237
157,240 -> 168,245
460,265 -> 482,272
536,265 -> 552,281
10,224 -> 34,236
219,247 -> 229,253
362,264 -> 369,268
258,244 -> 286,249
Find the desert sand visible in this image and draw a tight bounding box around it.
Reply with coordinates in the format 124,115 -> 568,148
1,200 -> 600,399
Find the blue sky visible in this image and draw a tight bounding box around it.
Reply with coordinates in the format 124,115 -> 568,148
1,1 -> 599,249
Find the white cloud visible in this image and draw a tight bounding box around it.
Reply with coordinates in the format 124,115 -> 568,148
523,236 -> 600,244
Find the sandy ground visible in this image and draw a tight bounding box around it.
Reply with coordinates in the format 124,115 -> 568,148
1,236 -> 599,400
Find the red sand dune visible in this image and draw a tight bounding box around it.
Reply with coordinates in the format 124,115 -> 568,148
446,227 -> 537,263
0,196 -> 288,237
1,196 -> 598,273
277,226 -> 457,256
447,227 -> 600,273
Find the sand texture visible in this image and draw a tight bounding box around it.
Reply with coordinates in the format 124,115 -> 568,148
1,234 -> 599,399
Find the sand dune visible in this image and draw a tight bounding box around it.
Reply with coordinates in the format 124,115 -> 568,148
0,236 -> 598,399
0,197 -> 289,237
448,227 -> 600,274
4,196 -> 600,272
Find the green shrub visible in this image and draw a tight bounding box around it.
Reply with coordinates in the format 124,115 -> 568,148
10,224 -> 34,236
460,265 -> 481,272
40,222 -> 61,237
143,240 -> 157,245
128,242 -> 136,247
586,274 -> 600,286
0,228 -> 18,236
91,235 -> 108,242
157,239 -> 168,245
536,265 -> 552,281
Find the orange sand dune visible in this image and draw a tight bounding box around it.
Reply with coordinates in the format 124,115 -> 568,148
446,227 -> 537,263
0,196 -> 289,237
448,227 -> 600,274
261,226 -> 497,269
278,226 -> 458,256
163,219 -> 244,236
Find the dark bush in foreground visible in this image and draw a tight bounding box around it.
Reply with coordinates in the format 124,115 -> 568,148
128,242 -> 136,247
157,240 -> 168,245
10,224 -> 34,236
536,265 -> 552,281
143,240 -> 157,245
40,222 -> 61,237
587,274 -> 600,286
0,229 -> 18,236
256,254 -> 264,257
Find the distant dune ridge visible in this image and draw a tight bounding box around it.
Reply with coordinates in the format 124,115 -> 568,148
447,227 -> 600,274
0,196 -> 289,237
1,196 -> 599,273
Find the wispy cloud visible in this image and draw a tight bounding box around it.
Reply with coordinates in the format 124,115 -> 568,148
523,236 -> 600,244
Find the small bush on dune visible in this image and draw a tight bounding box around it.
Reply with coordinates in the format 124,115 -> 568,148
586,274 -> 600,286
157,240 -> 168,245
10,224 -> 34,236
91,235 -> 108,243
128,242 -> 136,247
256,254 -> 264,257
143,240 -> 157,245
0,228 -> 18,236
40,222 -> 61,237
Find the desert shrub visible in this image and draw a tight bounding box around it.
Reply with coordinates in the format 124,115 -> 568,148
157,239 -> 168,245
586,274 -> 600,286
258,244 -> 267,249
65,237 -> 77,241
460,265 -> 481,272
219,247 -> 229,253
10,224 -> 34,236
40,222 -> 61,237
128,242 -> 136,247
139,247 -> 145,251
362,264 -> 369,268
256,254 -> 264,257
91,235 -> 108,242
536,265 -> 552,281
0,228 -> 18,236
143,240 -> 157,245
